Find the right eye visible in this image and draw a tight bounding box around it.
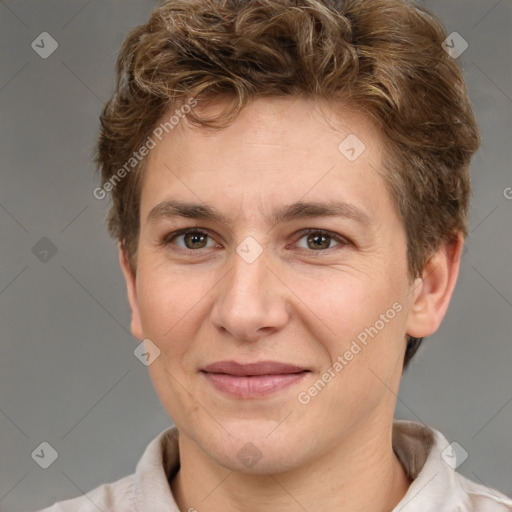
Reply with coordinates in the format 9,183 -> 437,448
162,228 -> 220,252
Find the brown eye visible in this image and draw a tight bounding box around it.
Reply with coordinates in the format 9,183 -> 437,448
306,232 -> 332,250
295,230 -> 346,251
183,231 -> 208,249
164,229 -> 217,251
288,228 -> 354,255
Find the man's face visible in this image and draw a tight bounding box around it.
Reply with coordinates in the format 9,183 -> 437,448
122,97 -> 420,473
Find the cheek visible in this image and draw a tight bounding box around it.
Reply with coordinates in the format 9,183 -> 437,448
303,269 -> 409,380
304,280 -> 406,411
296,270 -> 395,336
135,264 -> 208,354
135,266 -> 210,420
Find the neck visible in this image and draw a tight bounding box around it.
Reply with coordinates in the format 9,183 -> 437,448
170,420 -> 411,512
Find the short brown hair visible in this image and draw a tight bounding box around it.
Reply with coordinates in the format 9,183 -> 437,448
95,0 -> 480,368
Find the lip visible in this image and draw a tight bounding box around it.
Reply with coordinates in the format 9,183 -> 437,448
202,360 -> 308,376
201,360 -> 309,399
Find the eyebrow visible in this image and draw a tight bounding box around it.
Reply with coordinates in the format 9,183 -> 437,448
147,199 -> 373,227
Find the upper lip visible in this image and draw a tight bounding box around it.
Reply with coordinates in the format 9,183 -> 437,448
202,360 -> 309,376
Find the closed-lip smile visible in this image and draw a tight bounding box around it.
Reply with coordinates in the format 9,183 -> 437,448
201,360 -> 310,399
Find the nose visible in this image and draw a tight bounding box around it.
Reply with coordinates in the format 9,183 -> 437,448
209,244 -> 290,343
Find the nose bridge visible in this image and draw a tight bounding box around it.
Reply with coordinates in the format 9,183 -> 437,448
225,244 -> 273,311
210,242 -> 289,340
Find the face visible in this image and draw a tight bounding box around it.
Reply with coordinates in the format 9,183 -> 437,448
121,97 -> 435,474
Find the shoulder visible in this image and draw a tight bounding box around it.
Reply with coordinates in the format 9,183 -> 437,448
455,472 -> 512,512
392,420 -> 512,512
34,473 -> 135,512
33,426 -> 180,512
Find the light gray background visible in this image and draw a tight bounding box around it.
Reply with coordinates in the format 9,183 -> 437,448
0,1 -> 511,510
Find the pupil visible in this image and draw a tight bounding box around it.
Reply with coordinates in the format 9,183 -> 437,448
186,232 -> 206,249
309,233 -> 329,250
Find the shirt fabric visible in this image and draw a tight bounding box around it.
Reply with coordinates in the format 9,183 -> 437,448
36,420 -> 512,511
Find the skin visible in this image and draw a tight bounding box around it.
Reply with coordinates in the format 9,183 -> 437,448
120,96 -> 463,512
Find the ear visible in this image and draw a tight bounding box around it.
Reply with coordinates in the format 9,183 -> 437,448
405,232 -> 464,338
119,244 -> 144,341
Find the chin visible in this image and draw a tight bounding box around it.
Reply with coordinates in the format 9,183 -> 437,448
193,420 -> 314,475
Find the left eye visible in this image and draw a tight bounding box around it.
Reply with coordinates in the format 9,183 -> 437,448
294,230 -> 345,251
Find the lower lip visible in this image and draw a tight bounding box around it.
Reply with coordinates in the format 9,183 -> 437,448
202,372 -> 307,399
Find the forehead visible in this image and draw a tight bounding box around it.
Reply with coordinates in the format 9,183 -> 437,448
139,96 -> 393,227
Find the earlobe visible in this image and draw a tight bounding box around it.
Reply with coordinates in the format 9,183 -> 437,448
405,233 -> 464,339
119,244 -> 144,341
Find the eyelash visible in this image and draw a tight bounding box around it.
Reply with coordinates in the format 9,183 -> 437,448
160,227 -> 351,255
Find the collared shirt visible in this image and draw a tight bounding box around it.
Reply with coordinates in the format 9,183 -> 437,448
36,420 -> 512,511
